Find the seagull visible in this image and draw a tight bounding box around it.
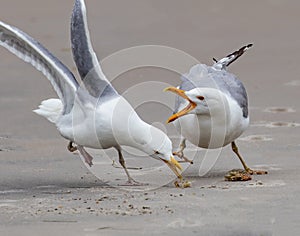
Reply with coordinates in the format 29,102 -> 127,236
164,45 -> 268,181
0,0 -> 184,186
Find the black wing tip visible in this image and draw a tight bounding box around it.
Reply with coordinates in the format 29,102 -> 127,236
246,43 -> 253,48
236,43 -> 253,55
223,43 -> 253,66
243,43 -> 253,52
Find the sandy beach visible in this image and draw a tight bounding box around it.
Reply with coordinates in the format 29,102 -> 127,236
0,0 -> 299,235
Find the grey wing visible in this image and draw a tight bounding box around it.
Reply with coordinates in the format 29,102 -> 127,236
71,0 -> 118,99
0,21 -> 78,114
221,73 -> 248,118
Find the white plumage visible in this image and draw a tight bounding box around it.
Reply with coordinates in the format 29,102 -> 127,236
33,99 -> 63,123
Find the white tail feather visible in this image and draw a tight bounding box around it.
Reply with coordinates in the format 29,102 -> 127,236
33,99 -> 63,123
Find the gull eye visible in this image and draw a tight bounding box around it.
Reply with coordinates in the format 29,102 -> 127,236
197,96 -> 204,101
154,150 -> 160,155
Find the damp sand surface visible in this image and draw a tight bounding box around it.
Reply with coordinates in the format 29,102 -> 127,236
0,1 -> 300,235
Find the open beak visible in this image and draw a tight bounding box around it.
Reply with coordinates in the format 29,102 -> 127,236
162,156 -> 183,179
164,87 -> 197,123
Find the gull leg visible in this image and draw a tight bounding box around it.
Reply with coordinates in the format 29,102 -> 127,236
77,145 -> 94,167
173,138 -> 193,164
67,141 -> 93,167
231,141 -> 251,172
112,160 -> 142,170
116,147 -> 147,186
225,141 -> 268,181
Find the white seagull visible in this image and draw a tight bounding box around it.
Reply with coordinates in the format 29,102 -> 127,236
165,45 -> 268,181
0,0 -> 184,186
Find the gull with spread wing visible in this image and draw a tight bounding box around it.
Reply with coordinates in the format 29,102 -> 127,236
0,0 -> 184,186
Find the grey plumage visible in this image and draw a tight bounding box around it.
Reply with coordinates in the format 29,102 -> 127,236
0,21 -> 78,114
71,0 -> 118,99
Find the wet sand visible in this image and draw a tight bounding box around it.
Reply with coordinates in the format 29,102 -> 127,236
0,0 -> 300,235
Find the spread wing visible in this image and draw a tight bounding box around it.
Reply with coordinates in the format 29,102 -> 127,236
71,0 -> 118,99
0,21 -> 78,114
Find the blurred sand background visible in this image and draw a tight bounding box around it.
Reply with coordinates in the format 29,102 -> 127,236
0,0 -> 299,235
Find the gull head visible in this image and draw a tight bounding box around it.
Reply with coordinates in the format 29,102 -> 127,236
146,127 -> 183,178
164,87 -> 209,123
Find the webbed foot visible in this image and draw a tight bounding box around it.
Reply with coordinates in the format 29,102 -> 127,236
174,178 -> 191,188
118,178 -> 148,186
246,168 -> 268,175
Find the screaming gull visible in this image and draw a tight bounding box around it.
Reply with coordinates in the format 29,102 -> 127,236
165,45 -> 268,181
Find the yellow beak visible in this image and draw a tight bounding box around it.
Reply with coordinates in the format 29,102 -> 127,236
164,87 -> 197,123
162,156 -> 183,179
